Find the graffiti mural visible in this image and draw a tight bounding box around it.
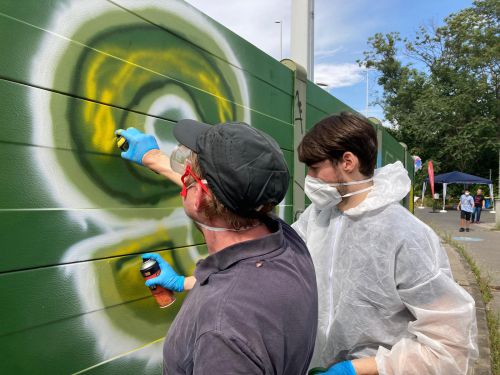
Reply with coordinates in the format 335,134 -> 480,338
1,0 -> 407,373
0,0 -> 282,373
32,0 -> 253,372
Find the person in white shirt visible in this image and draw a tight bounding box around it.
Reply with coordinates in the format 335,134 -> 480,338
457,189 -> 474,232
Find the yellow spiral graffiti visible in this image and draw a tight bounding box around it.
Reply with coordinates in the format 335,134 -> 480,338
82,48 -> 236,152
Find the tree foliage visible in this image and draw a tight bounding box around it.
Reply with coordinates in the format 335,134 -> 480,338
360,0 -> 499,186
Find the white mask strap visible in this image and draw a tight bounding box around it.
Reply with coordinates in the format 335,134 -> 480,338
330,177 -> 373,187
195,221 -> 261,232
341,185 -> 373,198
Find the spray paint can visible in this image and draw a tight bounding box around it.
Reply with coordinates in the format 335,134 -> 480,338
116,134 -> 129,151
140,259 -> 176,308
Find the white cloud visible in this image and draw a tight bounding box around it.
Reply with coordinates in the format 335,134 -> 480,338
314,63 -> 365,88
382,119 -> 396,128
315,46 -> 344,60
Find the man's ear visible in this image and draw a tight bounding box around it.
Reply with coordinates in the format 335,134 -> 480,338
341,151 -> 359,173
192,183 -> 207,211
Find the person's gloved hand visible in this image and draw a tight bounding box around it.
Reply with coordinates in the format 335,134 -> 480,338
115,127 -> 159,165
141,253 -> 185,292
309,361 -> 356,375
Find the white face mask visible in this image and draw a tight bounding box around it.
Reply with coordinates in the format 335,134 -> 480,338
304,175 -> 374,210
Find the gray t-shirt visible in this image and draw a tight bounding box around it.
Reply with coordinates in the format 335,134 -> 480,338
460,194 -> 474,212
163,217 -> 318,374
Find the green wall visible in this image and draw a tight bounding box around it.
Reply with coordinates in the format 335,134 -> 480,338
0,0 -> 410,373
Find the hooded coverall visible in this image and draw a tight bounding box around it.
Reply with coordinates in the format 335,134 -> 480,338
292,162 -> 478,375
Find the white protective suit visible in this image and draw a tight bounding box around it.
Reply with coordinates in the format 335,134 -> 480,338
292,162 -> 478,374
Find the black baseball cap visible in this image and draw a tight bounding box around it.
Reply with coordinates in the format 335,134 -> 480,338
173,119 -> 289,216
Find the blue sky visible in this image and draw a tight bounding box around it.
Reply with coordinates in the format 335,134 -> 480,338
186,0 -> 473,124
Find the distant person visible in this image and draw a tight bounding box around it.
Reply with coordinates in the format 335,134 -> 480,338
116,121 -> 317,374
457,189 -> 474,232
471,188 -> 485,224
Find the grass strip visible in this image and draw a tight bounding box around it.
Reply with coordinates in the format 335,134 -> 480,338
438,230 -> 500,375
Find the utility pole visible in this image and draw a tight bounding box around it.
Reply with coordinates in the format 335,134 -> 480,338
275,21 -> 283,60
291,0 -> 314,80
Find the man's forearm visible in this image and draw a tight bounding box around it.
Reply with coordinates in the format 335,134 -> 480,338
142,149 -> 182,187
184,276 -> 196,291
352,357 -> 378,375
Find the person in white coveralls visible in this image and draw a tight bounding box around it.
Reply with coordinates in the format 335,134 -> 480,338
294,112 -> 478,375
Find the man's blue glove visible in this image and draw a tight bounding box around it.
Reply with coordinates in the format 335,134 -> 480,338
310,361 -> 356,375
115,127 -> 159,165
141,253 -> 185,292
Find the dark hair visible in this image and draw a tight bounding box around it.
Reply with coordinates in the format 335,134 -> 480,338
298,112 -> 378,177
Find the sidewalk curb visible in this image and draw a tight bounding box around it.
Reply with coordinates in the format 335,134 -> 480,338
444,242 -> 492,374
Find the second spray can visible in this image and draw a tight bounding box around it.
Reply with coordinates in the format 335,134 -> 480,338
140,258 -> 176,308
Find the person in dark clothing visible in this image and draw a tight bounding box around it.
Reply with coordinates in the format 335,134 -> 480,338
116,121 -> 318,375
471,188 -> 485,224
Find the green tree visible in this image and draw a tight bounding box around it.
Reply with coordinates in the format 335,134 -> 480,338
360,0 -> 499,187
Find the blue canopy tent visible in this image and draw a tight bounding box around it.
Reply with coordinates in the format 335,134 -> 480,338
420,171 -> 495,212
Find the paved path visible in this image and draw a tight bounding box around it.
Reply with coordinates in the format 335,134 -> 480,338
415,207 -> 499,374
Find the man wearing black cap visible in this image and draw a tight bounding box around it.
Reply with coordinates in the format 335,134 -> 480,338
116,121 -> 317,374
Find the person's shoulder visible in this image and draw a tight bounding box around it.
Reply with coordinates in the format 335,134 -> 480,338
280,217 -> 306,243
292,204 -> 316,225
377,203 -> 414,220
398,213 -> 445,260
389,210 -> 445,265
256,218 -> 314,274
269,215 -> 297,240
377,204 -> 435,240
290,205 -> 317,241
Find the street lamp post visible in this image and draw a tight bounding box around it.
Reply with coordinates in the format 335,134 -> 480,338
275,20 -> 283,60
